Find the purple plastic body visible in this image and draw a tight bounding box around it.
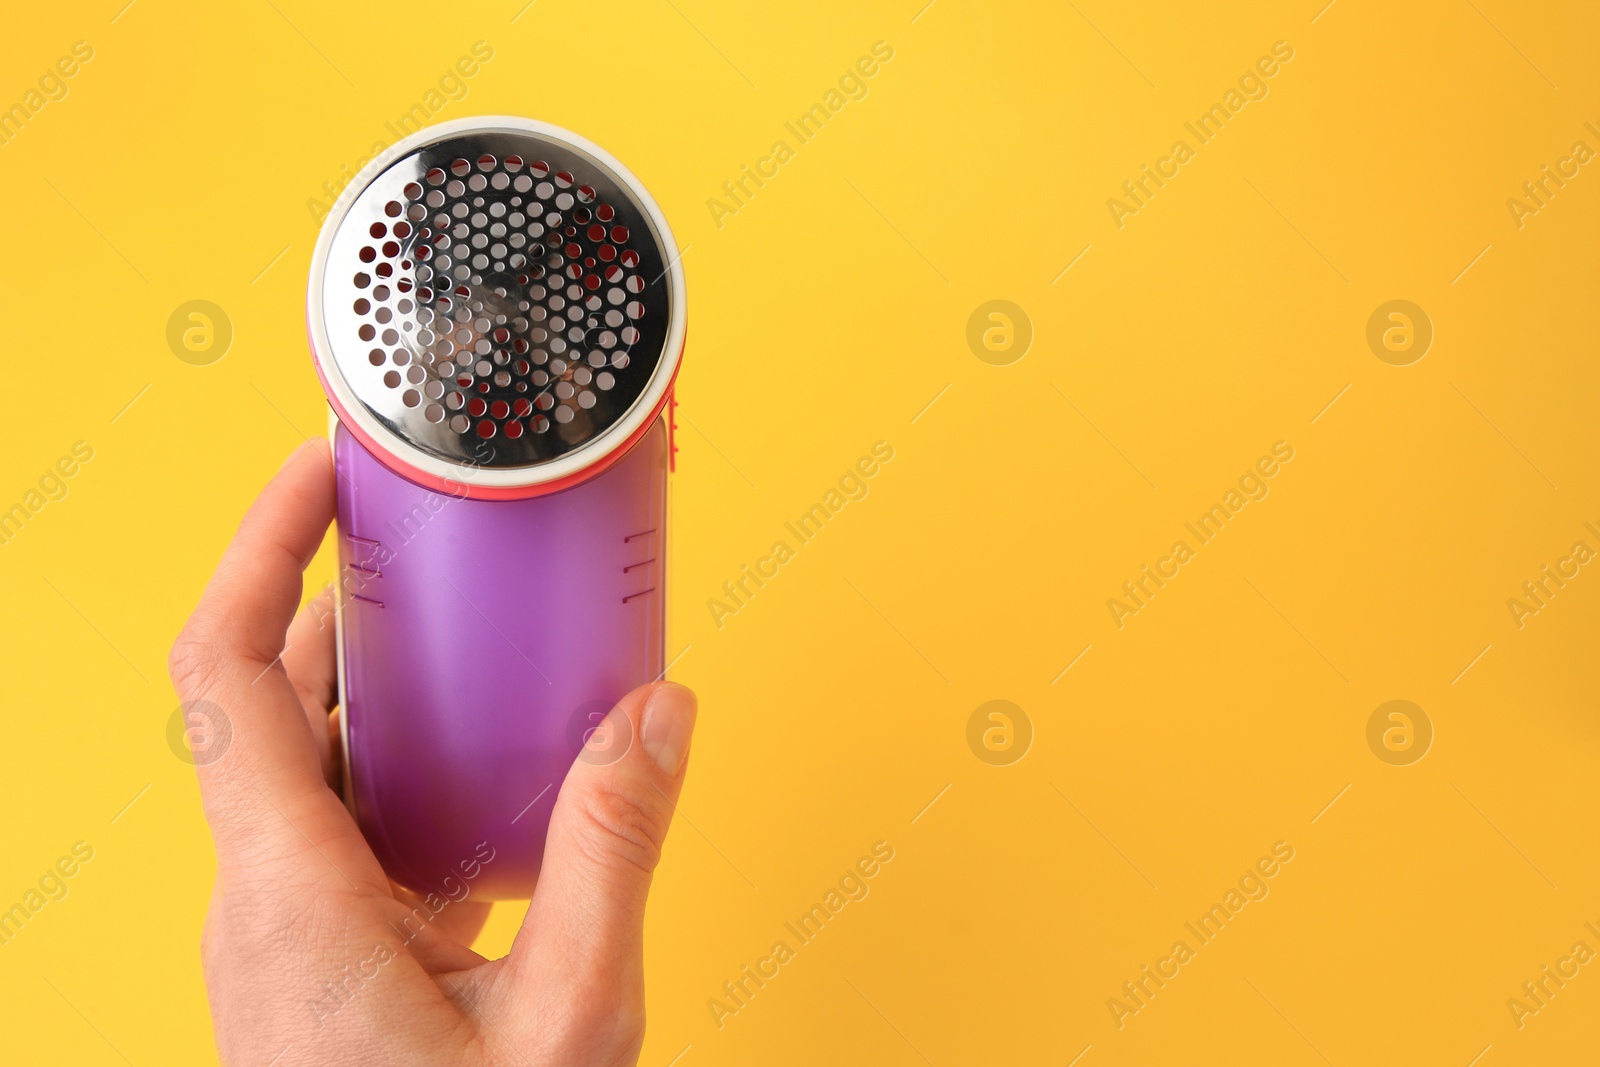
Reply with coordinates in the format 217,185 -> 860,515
333,418 -> 667,900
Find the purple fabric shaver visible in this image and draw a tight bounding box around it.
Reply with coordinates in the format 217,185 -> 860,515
305,117 -> 685,900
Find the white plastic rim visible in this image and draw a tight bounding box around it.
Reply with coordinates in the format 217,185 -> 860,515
307,115 -> 686,490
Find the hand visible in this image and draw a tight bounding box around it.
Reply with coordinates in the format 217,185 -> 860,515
169,439 -> 698,1066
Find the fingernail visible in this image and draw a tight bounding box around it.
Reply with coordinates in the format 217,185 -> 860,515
641,682 -> 697,777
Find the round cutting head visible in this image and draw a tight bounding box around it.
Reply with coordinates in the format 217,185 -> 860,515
309,117 -> 684,496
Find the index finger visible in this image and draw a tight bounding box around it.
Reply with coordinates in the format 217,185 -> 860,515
169,440 -> 378,886
179,439 -> 335,673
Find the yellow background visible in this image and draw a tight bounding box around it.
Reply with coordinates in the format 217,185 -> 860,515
2,0 -> 1598,1063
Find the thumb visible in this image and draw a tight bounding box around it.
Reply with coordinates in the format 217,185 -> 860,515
505,681 -> 697,1001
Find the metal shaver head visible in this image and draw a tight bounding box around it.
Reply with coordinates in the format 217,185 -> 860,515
310,116 -> 685,497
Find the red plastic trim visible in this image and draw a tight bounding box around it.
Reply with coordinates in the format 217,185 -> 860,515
667,391 -> 679,473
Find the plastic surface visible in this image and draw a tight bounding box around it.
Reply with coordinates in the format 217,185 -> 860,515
333,418 -> 668,899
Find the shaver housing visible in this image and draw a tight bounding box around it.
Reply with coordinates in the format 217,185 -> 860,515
307,117 -> 684,899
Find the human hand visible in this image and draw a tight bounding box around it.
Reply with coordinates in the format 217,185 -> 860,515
169,439 -> 699,1066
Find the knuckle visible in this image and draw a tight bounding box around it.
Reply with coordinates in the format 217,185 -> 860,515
573,784 -> 666,878
216,869 -> 332,955
168,622 -> 226,699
